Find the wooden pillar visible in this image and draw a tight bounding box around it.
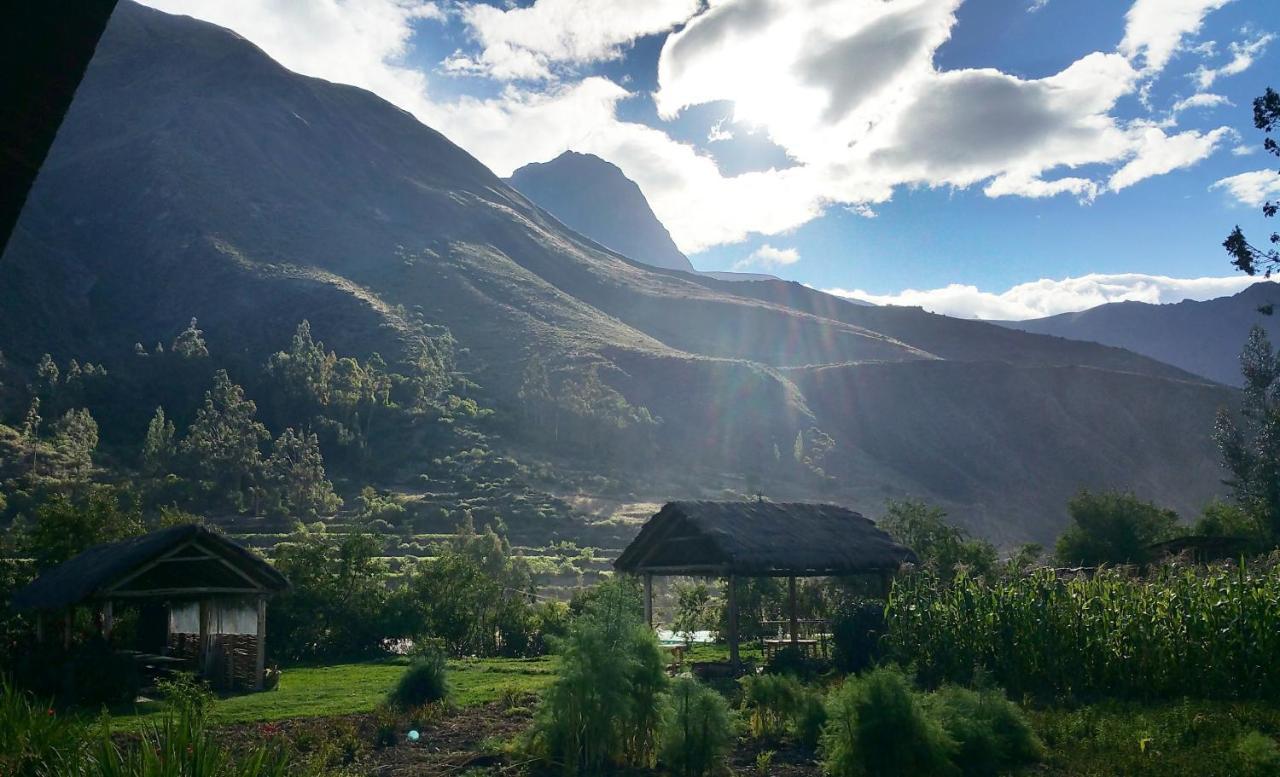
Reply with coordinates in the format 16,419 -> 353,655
788,576 -> 799,648
643,573 -> 654,629
727,575 -> 740,668
255,597 -> 267,691
198,599 -> 211,677
102,601 -> 114,641
35,611 -> 45,644
880,570 -> 893,599
63,608 -> 72,650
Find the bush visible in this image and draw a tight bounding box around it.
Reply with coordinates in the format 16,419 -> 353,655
766,645 -> 819,680
529,578 -> 667,775
739,673 -> 801,741
1236,731 -> 1280,776
0,681 -> 90,777
819,667 -> 956,777
660,677 -> 732,777
928,684 -> 1043,776
388,647 -> 451,709
831,600 -> 886,673
793,688 -> 827,750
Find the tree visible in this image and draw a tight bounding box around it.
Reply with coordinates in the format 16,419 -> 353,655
180,370 -> 269,500
518,353 -> 555,433
20,397 -> 41,474
141,406 -> 176,475
1214,325 -> 1280,542
1224,88 -> 1280,276
52,408 -> 98,477
171,317 -> 209,359
1053,490 -> 1180,567
265,428 -> 341,518
22,486 -> 146,569
880,498 -> 996,579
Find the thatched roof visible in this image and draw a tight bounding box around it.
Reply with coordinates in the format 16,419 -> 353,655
614,501 -> 917,577
10,524 -> 289,612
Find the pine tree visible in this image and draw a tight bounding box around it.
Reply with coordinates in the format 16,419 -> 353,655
142,406 -> 177,476
53,408 -> 98,477
172,317 -> 210,359
35,353 -> 59,399
21,397 -> 42,474
181,370 -> 269,499
1215,325 -> 1280,541
267,427 -> 341,518
793,431 -> 804,465
519,353 -> 554,431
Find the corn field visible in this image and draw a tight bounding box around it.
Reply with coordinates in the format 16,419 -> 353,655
883,562 -> 1280,700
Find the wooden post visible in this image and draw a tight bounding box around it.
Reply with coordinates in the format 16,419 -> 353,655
63,608 -> 72,650
727,575 -> 740,669
102,601 -> 113,641
880,570 -> 893,599
35,611 -> 44,644
198,599 -> 211,677
255,597 -> 267,691
643,573 -> 654,630
788,576 -> 799,648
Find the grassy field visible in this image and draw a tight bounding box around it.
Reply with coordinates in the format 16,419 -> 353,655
113,655 -> 556,729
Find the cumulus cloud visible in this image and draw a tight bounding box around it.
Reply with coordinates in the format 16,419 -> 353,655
825,273 -> 1261,320
1171,92 -> 1232,113
735,244 -> 800,270
1192,31 -> 1274,89
1211,169 -> 1280,207
1119,0 -> 1234,75
138,0 -> 1244,255
451,0 -> 700,80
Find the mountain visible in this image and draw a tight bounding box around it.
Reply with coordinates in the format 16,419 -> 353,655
0,2 -> 1236,544
998,283 -> 1280,387
507,151 -> 695,273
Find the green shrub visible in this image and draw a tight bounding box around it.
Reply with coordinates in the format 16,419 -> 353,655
928,685 -> 1043,776
1235,731 -> 1280,776
739,673 -> 802,741
529,578 -> 667,775
0,680 -> 90,777
819,667 -> 956,777
831,600 -> 886,673
660,677 -> 732,777
154,672 -> 213,718
388,647 -> 451,709
793,688 -> 827,750
766,645 -> 818,680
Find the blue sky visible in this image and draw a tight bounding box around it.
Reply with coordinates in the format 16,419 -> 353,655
143,0 -> 1280,318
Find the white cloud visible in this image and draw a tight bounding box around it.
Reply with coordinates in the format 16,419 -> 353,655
735,244 -> 799,270
1119,0 -> 1234,75
1108,126 -> 1233,191
138,0 -> 1245,255
707,117 -> 734,143
1192,31 -> 1274,89
826,273 -> 1261,320
1211,169 -> 1280,207
1027,0 -> 1051,13
453,0 -> 700,80
1233,144 -> 1257,156
1171,92 -> 1231,113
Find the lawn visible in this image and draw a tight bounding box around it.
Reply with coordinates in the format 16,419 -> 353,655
112,655 -> 556,729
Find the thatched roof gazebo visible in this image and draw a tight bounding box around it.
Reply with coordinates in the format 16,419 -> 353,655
614,501 -> 916,666
11,524 -> 289,690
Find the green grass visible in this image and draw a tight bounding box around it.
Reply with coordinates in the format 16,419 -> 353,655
112,655 -> 555,729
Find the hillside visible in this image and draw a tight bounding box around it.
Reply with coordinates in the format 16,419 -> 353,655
0,1 -> 1236,544
997,283 -> 1280,386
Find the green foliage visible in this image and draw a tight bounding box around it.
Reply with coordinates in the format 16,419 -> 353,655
1216,326 -> 1280,544
1223,88 -> 1280,276
660,677 -> 732,777
529,577 -> 667,775
356,487 -> 405,524
21,486 -> 145,569
1195,500 -> 1267,543
880,499 -> 996,579
820,667 -> 957,777
52,409 -> 98,477
171,317 -> 210,359
928,684 -> 1044,776
387,647 -> 451,709
153,673 -> 213,719
884,564 -> 1280,699
830,599 -> 887,674
263,428 -> 341,518
1235,731 -> 1280,776
1054,490 -> 1181,566
141,407 -> 176,477
792,687 -> 827,750
180,370 -> 270,502
269,523 -> 393,662
0,680 -> 90,777
739,673 -> 802,741
671,580 -> 714,641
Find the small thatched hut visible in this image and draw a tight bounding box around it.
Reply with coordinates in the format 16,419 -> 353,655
614,500 -> 916,665
10,524 -> 289,690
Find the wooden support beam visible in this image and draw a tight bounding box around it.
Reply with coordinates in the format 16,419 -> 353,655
727,575 -> 739,669
102,601 -> 113,641
643,574 -> 654,629
789,576 -> 798,648
255,597 -> 267,691
63,608 -> 72,650
198,599 -> 211,677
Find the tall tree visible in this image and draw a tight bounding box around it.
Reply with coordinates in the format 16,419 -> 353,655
53,408 -> 98,477
1054,490 -> 1180,567
20,397 -> 41,474
180,369 -> 269,499
34,353 -> 58,400
1224,88 -> 1280,276
1215,325 -> 1280,541
266,427 -> 341,518
171,317 -> 210,359
141,406 -> 176,475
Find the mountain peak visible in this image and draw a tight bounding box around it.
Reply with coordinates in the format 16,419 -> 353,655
507,151 -> 695,273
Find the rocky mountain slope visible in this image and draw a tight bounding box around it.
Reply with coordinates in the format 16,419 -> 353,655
998,283 -> 1280,387
0,2 -> 1235,543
